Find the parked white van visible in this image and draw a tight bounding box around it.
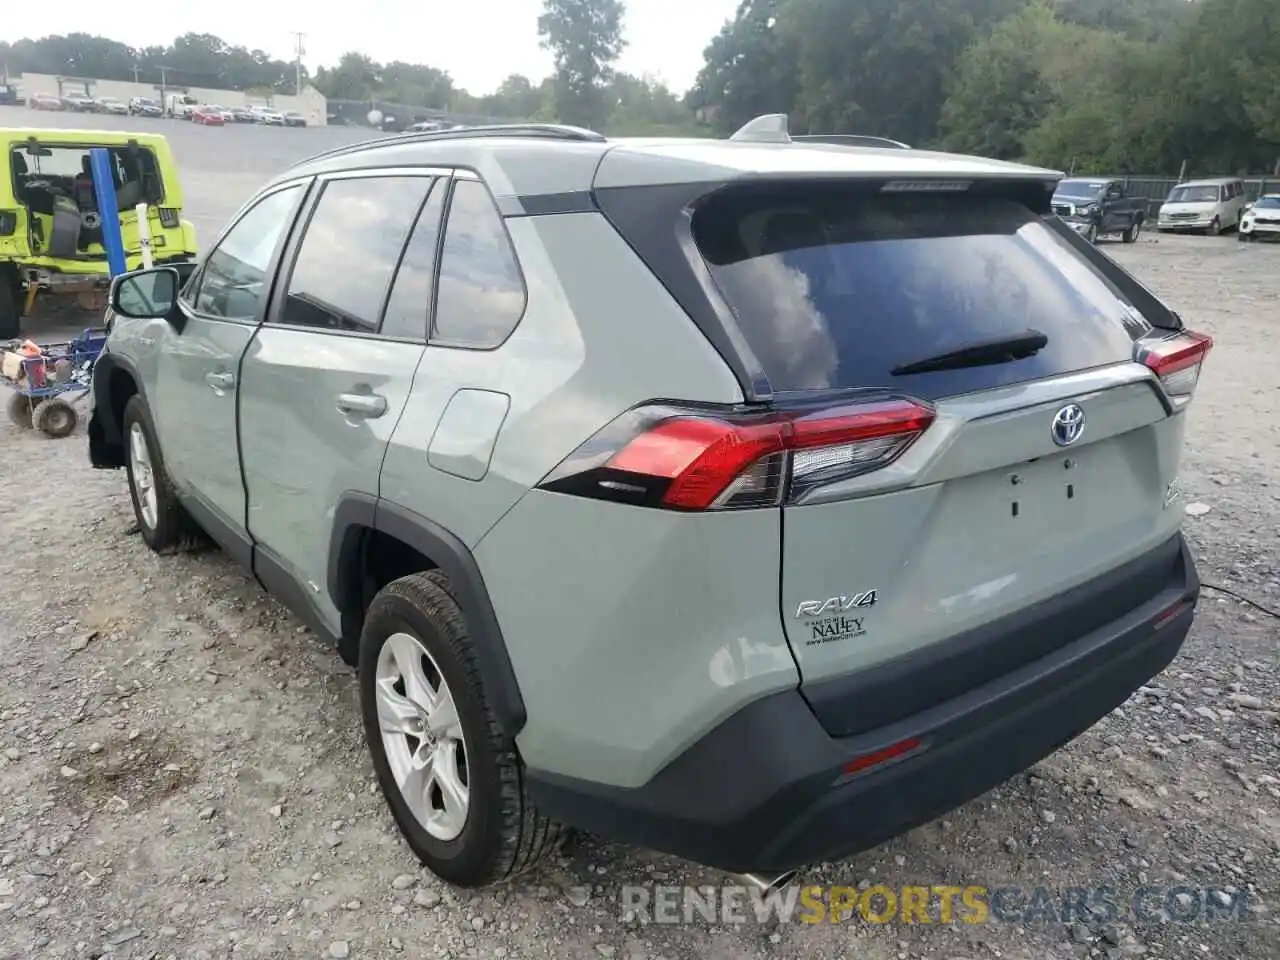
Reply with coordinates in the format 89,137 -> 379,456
1157,178 -> 1247,235
164,93 -> 200,119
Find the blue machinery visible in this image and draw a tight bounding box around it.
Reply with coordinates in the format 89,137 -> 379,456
88,148 -> 127,277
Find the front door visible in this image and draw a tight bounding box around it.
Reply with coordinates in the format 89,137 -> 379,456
153,181 -> 309,555
237,172 -> 444,630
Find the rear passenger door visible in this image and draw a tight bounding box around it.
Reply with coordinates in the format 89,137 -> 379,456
237,170 -> 447,631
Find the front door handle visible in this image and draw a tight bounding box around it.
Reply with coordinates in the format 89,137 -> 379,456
335,393 -> 388,418
205,371 -> 235,393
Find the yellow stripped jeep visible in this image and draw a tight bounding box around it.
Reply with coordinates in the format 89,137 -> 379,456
1,127 -> 199,338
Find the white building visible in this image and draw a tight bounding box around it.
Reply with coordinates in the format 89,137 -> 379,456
15,73 -> 328,126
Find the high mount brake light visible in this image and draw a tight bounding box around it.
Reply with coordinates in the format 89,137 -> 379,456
537,398 -> 935,511
1138,330 -> 1213,409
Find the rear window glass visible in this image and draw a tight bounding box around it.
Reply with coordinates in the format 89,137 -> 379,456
691,185 -> 1144,399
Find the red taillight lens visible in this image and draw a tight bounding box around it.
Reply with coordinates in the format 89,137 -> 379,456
1138,330 -> 1212,408
538,398 -> 935,511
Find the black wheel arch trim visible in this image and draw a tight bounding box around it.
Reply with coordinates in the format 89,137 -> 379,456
89,351 -> 150,467
328,493 -> 527,736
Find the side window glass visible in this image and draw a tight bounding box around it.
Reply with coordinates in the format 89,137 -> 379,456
191,184 -> 302,321
433,179 -> 526,347
280,176 -> 430,333
380,180 -> 447,340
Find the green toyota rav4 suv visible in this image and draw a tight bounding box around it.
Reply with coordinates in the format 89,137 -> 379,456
88,117 -> 1209,889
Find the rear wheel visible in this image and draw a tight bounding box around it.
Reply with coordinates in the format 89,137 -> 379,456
32,397 -> 77,438
6,391 -> 34,429
1122,219 -> 1142,243
359,571 -> 563,887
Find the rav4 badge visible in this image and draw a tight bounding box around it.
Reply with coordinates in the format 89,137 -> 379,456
795,590 -> 878,619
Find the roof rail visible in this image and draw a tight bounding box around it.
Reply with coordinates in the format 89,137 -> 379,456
729,113 -> 792,144
291,122 -> 608,169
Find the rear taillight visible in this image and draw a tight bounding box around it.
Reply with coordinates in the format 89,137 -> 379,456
1137,330 -> 1213,409
537,398 -> 935,511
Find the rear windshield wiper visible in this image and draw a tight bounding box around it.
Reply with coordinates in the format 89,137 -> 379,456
890,329 -> 1048,376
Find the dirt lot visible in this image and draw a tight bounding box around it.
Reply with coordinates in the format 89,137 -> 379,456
2,109 -> 1280,958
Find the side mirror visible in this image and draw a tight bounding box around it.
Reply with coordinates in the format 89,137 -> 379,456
109,267 -> 180,323
1243,202 -> 1254,212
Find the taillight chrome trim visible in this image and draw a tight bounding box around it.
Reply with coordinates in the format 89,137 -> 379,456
537,396 -> 937,512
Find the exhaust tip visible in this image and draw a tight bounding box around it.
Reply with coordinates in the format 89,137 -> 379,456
732,870 -> 799,893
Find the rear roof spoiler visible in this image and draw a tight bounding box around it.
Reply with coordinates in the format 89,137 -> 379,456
728,114 -> 911,149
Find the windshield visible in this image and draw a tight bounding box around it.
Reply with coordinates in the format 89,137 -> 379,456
691,184 -> 1143,400
1254,197 -> 1280,209
1054,182 -> 1105,201
1167,185 -> 1220,203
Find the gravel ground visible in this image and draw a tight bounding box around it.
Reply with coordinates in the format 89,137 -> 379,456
3,111 -> 1280,958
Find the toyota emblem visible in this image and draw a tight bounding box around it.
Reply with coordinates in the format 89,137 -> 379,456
1051,403 -> 1085,447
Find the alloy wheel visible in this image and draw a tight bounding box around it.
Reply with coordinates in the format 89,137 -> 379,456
375,631 -> 470,841
128,422 -> 159,530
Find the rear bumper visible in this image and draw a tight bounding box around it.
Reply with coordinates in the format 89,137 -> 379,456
527,535 -> 1199,873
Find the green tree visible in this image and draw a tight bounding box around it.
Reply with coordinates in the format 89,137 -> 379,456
782,0 -> 1019,145
537,0 -> 627,129
939,3 -> 1060,159
687,0 -> 800,134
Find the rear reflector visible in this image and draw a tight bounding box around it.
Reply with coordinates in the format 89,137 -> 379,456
1138,330 -> 1212,409
1151,599 -> 1190,630
842,737 -> 924,776
538,397 -> 935,511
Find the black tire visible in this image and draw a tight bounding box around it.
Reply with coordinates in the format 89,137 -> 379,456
0,277 -> 19,340
1122,219 -> 1142,243
6,391 -> 35,429
1084,223 -> 1098,244
121,394 -> 188,553
359,571 -> 563,887
32,397 -> 77,438
1208,217 -> 1221,237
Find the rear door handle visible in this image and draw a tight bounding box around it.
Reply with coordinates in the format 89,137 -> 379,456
205,371 -> 235,393
335,393 -> 388,418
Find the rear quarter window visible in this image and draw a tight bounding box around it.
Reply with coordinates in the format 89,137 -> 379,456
691,184 -> 1145,400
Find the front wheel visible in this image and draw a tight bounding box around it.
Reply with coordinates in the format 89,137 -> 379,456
0,277 -> 20,340
359,571 -> 563,887
1208,217 -> 1222,237
122,395 -> 189,552
1084,223 -> 1098,244
32,397 -> 77,438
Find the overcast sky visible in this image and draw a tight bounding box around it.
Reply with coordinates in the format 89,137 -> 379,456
53,0 -> 738,95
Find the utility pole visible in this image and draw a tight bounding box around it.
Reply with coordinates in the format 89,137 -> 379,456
291,32 -> 306,94
131,64 -> 141,83
157,65 -> 171,106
